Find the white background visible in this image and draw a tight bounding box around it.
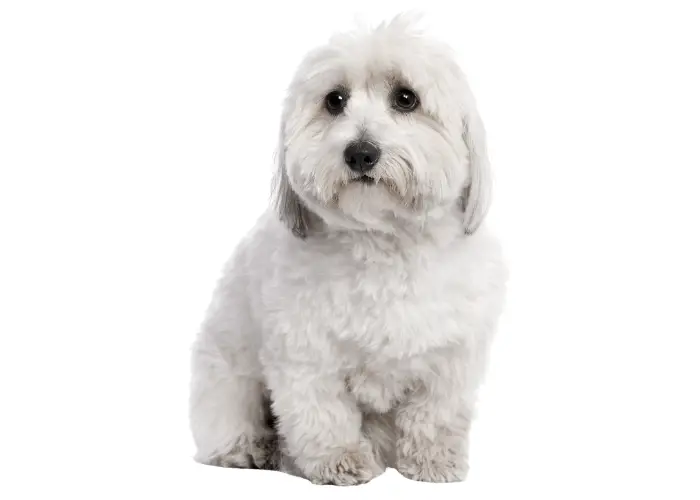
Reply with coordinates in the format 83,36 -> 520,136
1,1 -> 699,499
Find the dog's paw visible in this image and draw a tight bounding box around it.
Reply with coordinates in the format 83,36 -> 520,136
208,445 -> 251,468
206,434 -> 280,470
396,452 -> 468,483
304,448 -> 384,486
251,434 -> 281,470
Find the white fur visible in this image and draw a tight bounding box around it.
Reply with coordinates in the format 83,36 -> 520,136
189,15 -> 508,485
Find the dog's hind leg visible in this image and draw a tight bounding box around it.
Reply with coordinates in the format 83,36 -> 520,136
189,338 -> 279,469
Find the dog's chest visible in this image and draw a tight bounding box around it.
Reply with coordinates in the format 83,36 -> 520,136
270,237 -> 479,358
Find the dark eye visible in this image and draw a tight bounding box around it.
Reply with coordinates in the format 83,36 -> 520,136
324,90 -> 348,115
392,87 -> 419,112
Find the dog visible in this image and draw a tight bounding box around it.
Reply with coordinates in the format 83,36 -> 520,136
189,15 -> 508,485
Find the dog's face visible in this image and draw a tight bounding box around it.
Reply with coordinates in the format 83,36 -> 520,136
274,17 -> 490,237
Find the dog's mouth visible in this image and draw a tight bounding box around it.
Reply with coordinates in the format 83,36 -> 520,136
353,175 -> 376,184
346,175 -> 402,197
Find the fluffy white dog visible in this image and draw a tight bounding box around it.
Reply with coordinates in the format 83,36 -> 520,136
189,16 -> 508,485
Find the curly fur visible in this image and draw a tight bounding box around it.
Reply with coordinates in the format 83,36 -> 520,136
189,15 -> 508,485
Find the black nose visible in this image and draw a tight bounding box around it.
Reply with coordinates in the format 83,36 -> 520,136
344,141 -> 380,173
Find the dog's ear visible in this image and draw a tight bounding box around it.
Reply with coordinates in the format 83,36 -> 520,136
271,120 -> 314,239
460,98 -> 492,235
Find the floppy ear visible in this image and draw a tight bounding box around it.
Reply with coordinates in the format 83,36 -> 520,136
461,99 -> 492,235
271,119 -> 315,239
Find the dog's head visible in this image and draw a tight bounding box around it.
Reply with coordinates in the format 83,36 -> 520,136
273,16 -> 491,238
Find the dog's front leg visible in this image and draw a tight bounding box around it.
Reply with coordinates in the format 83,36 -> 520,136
395,381 -> 472,483
266,365 -> 384,485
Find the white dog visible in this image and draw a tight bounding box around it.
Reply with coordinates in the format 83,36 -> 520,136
189,16 -> 507,485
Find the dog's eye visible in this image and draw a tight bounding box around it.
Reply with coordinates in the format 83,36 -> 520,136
324,90 -> 348,115
392,87 -> 419,112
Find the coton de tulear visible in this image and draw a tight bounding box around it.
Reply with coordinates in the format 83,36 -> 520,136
189,15 -> 508,485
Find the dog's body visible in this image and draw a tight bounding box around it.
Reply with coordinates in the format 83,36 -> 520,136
189,16 -> 508,485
